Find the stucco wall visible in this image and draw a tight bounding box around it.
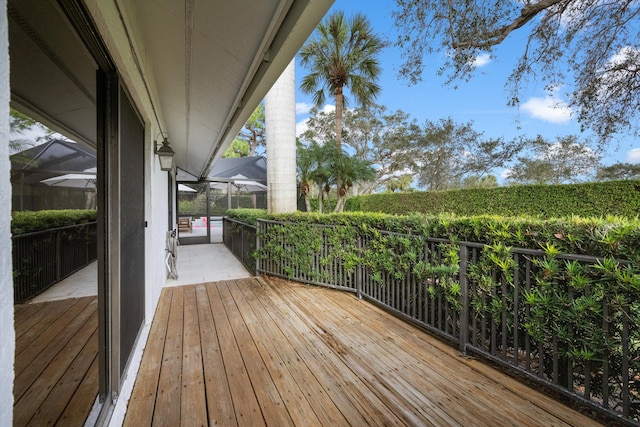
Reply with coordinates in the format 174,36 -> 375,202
0,0 -> 16,424
144,124 -> 172,322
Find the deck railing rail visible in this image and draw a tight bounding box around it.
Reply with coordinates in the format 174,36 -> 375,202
223,217 -> 257,273
228,218 -> 638,426
12,222 -> 97,303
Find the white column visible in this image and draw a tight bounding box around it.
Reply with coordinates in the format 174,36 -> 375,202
265,60 -> 297,213
0,1 -> 16,425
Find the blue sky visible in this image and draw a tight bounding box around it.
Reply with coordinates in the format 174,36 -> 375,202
294,0 -> 640,183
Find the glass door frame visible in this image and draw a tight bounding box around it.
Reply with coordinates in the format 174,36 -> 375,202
176,181 -> 211,245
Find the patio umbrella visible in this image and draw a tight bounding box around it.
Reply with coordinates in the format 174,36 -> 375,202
233,179 -> 267,192
178,183 -> 197,192
229,174 -> 267,192
41,173 -> 96,189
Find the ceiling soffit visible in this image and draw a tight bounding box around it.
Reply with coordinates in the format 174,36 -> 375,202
122,0 -> 330,179
8,0 -> 98,147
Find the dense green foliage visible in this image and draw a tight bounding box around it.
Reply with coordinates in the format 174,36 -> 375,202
308,197 -> 338,213
345,180 -> 640,219
224,103 -> 265,158
12,210 -> 97,235
228,209 -> 640,262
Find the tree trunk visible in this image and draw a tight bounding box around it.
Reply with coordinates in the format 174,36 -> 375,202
334,194 -> 345,212
317,183 -> 324,213
301,182 -> 312,212
334,86 -> 344,212
304,195 -> 311,213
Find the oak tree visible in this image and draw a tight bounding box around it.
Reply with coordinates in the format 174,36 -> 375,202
393,0 -> 640,143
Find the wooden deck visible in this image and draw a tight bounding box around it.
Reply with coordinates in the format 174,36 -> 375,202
124,276 -> 602,426
14,296 -> 98,427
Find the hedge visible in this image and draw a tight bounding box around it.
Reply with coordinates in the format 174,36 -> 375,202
228,209 -> 640,263
12,210 -> 97,236
344,180 -> 640,219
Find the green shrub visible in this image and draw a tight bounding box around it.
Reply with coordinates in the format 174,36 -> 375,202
12,210 -> 97,235
345,180 -> 640,219
227,209 -> 640,263
308,198 -> 338,212
226,208 -> 267,225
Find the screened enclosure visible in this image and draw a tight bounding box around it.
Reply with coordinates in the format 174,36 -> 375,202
176,157 -> 267,244
10,139 -> 96,211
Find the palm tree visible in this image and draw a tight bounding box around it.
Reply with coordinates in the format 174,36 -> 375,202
297,140 -> 335,213
297,139 -> 376,213
332,150 -> 375,212
297,140 -> 317,212
299,11 -> 383,211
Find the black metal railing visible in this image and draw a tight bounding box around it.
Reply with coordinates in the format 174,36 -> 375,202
250,218 -> 638,426
223,217 -> 257,273
12,222 -> 97,303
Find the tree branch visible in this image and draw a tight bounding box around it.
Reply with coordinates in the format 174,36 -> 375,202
452,0 -> 564,49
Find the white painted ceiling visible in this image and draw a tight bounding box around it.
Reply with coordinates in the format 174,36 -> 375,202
8,0 -> 331,179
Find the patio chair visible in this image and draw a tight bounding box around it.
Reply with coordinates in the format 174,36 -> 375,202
178,217 -> 192,233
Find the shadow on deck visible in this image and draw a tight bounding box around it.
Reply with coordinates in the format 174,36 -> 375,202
124,276 -> 601,426
14,296 -> 98,426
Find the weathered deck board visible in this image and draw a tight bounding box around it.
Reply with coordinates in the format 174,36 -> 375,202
245,278 -> 408,426
180,286 -> 208,426
152,286 -> 184,427
124,277 -> 603,427
13,296 -> 98,427
206,282 -> 265,426
122,284 -> 172,427
232,279 -> 346,427
195,283 -> 236,426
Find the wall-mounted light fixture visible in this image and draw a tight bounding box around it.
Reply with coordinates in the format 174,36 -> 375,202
154,134 -> 175,171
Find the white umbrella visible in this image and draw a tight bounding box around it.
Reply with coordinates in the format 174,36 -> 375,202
209,177 -> 267,193
41,173 -> 96,189
178,183 -> 197,192
229,174 -> 267,192
233,179 -> 267,192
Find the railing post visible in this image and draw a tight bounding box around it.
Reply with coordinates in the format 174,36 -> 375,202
459,243 -> 469,355
356,235 -> 362,299
85,224 -> 90,264
55,229 -> 62,282
255,220 -> 262,275
240,223 -> 245,267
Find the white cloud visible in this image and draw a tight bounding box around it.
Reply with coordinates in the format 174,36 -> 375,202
296,118 -> 309,137
500,168 -> 513,180
321,104 -> 335,114
627,148 -> 640,164
295,102 -> 314,115
597,46 -> 640,98
608,46 -> 639,68
295,104 -> 336,137
295,102 -> 336,116
473,53 -> 491,68
521,90 -> 573,124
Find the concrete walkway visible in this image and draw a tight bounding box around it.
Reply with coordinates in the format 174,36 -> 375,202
166,243 -> 251,287
29,243 -> 251,303
29,261 -> 98,303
